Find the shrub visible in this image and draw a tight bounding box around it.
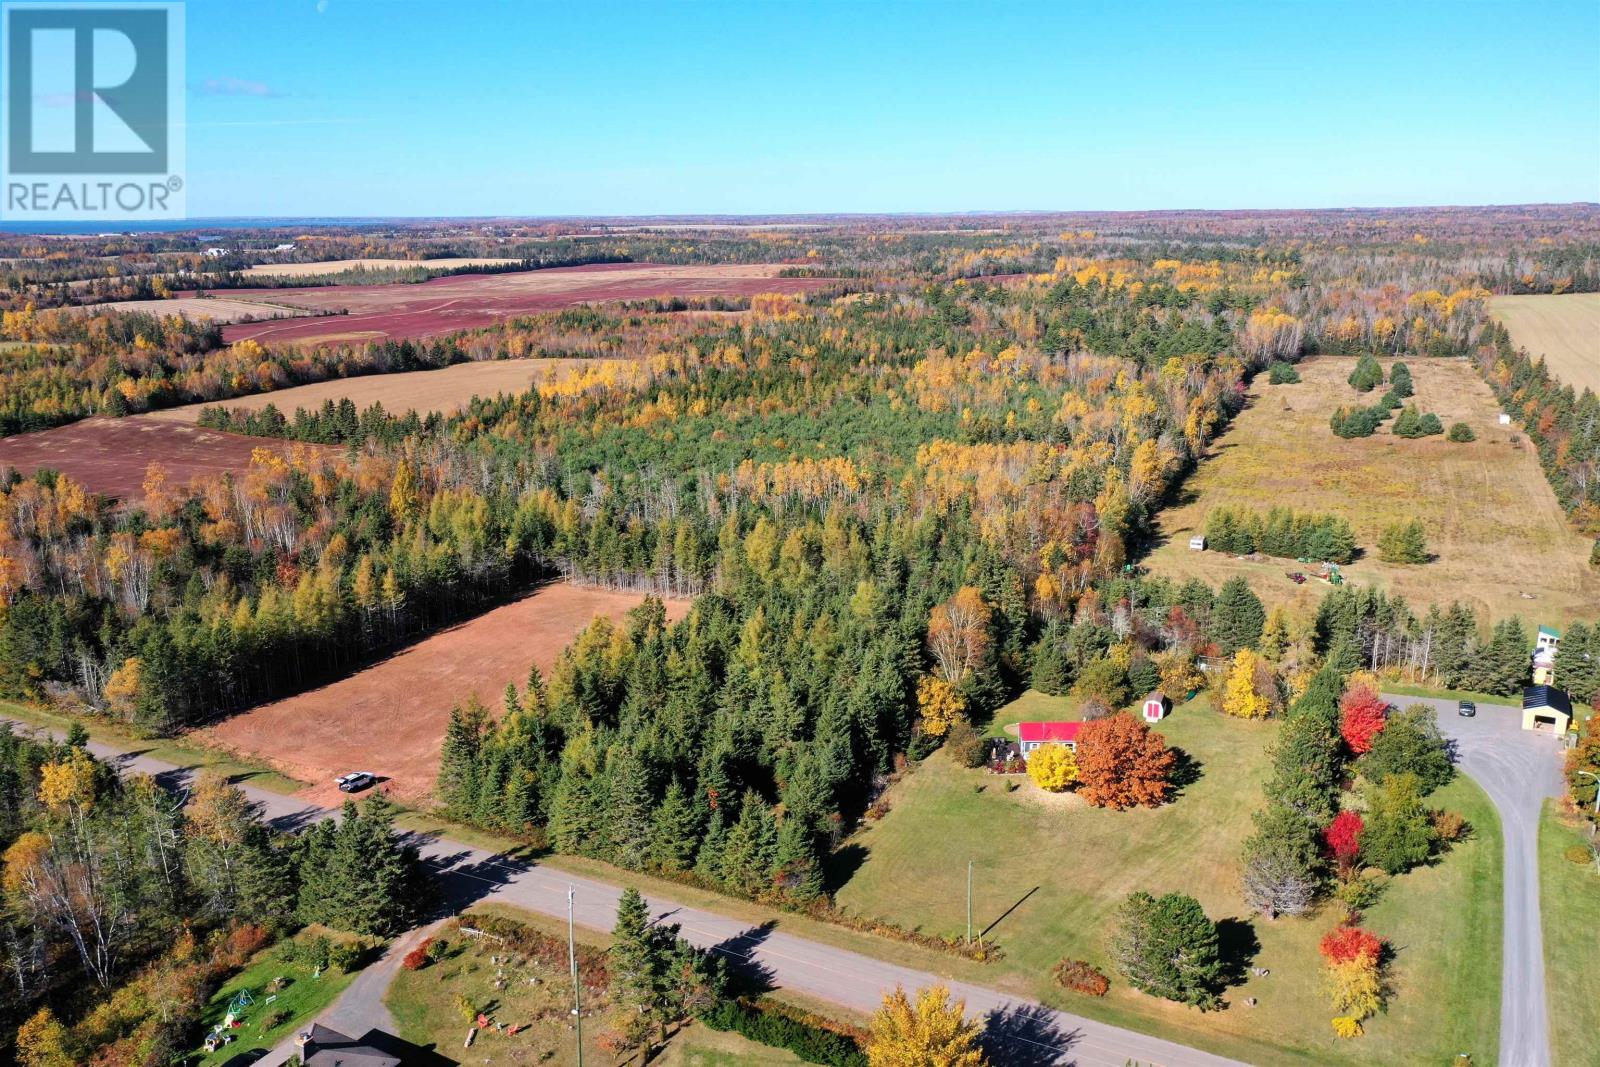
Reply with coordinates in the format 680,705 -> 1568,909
402,939 -> 432,971
1564,844 -> 1594,866
1393,405 -> 1444,438
1268,361 -> 1301,384
1003,780 -> 1020,793
1330,405 -> 1384,438
1430,809 -> 1468,842
1347,354 -> 1384,392
1331,1016 -> 1364,1039
1446,421 -> 1475,442
258,1009 -> 289,1032
943,721 -> 986,769
1388,361 -> 1413,397
426,937 -> 449,961
329,941 -> 367,973
1026,743 -> 1079,792
228,924 -> 271,959
1052,958 -> 1110,997
1319,925 -> 1385,965
1332,871 -> 1387,912
1377,519 -> 1428,564
699,998 -> 868,1066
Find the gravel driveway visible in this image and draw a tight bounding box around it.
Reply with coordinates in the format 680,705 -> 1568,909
1386,694 -> 1565,1067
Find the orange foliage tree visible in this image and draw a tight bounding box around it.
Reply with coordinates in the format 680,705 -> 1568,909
1075,715 -> 1176,810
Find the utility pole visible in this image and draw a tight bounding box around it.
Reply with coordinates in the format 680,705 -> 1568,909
568,886 -> 583,1067
966,859 -> 973,947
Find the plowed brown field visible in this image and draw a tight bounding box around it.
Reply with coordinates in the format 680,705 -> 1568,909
194,584 -> 691,806
0,416 -> 316,499
218,261 -> 834,344
144,358 -> 596,423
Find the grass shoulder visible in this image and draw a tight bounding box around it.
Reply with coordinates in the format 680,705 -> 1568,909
0,699 -> 305,794
1539,801 -> 1599,1067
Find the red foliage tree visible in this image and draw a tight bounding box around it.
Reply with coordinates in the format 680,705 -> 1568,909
1075,714 -> 1176,810
1338,685 -> 1388,755
1319,925 -> 1385,965
1323,810 -> 1364,879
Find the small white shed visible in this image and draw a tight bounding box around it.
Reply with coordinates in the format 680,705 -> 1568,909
1188,535 -> 1207,551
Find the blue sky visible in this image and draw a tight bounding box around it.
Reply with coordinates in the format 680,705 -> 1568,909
178,0 -> 1600,216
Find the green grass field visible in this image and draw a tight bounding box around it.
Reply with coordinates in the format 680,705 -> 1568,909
194,928 -> 364,1065
1539,802 -> 1599,1067
832,693 -> 1502,1065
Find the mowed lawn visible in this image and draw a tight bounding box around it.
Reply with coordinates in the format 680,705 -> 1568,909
833,695 -> 1502,1065
1539,803 -> 1599,1067
1491,292 -> 1600,395
1145,356 -> 1600,625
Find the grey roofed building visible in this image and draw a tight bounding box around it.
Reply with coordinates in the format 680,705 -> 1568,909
296,1023 -> 402,1067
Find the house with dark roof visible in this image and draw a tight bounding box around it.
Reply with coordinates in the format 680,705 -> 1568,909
1522,685 -> 1573,735
295,1024 -> 401,1067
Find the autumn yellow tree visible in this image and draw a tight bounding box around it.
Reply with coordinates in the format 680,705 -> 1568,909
1221,648 -> 1272,719
868,984 -> 987,1067
1026,743 -> 1078,792
916,675 -> 966,737
926,587 -> 991,684
15,1007 -> 74,1067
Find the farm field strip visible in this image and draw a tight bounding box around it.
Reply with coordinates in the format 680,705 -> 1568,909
63,295 -> 316,324
1145,356 -> 1600,624
194,583 -> 692,806
0,416 -> 323,499
241,256 -> 524,277
214,261 -> 836,343
1489,292 -> 1600,394
143,356 -> 600,423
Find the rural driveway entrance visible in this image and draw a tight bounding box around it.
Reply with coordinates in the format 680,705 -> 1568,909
4,717 -> 1244,1067
1386,694 -> 1565,1067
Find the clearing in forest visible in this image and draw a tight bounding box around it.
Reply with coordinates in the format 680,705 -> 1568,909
0,416 -> 314,499
193,583 -> 691,806
1489,293 -> 1600,394
144,357 -> 599,424
1145,356 -> 1600,624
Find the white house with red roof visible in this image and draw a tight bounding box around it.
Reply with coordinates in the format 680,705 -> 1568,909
1017,720 -> 1082,759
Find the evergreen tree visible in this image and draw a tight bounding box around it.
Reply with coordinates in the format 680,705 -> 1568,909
1108,891 -> 1225,1008
647,779 -> 701,872
1361,705 -> 1453,793
1210,577 -> 1266,655
719,791 -> 778,896
1360,773 -> 1435,875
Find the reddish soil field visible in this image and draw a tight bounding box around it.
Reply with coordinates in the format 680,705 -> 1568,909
194,583 -> 691,806
0,416 -> 311,499
215,262 -> 835,345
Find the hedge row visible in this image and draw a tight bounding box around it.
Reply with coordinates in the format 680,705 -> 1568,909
699,999 -> 868,1066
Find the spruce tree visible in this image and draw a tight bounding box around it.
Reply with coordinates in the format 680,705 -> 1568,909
1210,577 -> 1266,655
648,779 -> 701,872
718,791 -> 778,897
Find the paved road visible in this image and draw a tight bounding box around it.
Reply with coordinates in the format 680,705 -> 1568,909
5,718 -> 1243,1067
1386,694 -> 1566,1067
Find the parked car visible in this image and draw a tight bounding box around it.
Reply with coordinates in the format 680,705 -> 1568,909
335,771 -> 377,793
1458,700 -> 1476,718
1286,571 -> 1307,584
